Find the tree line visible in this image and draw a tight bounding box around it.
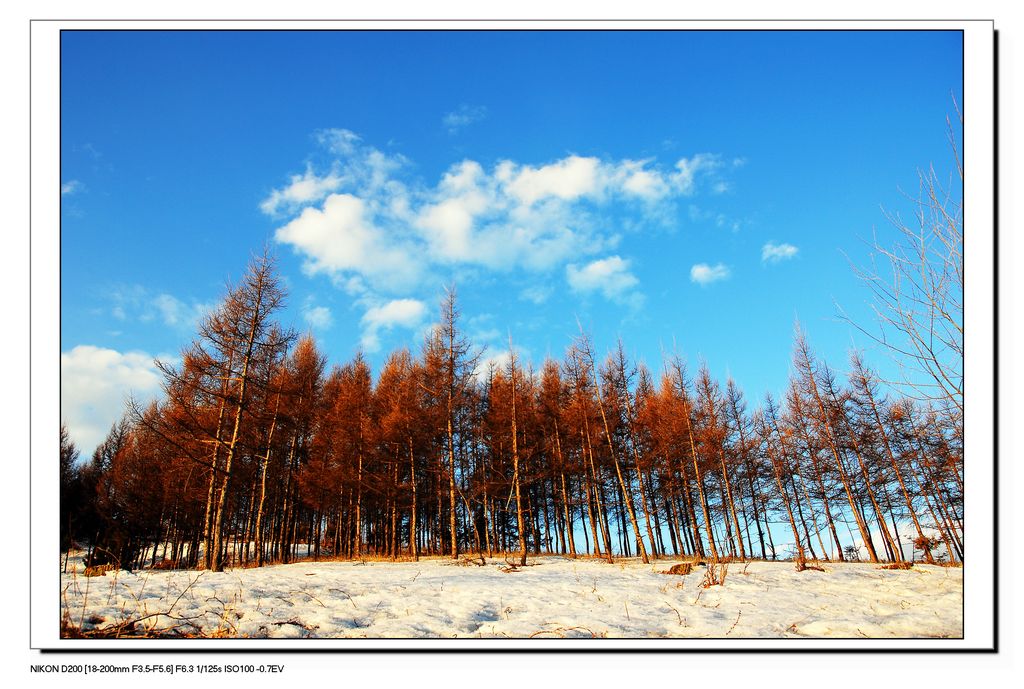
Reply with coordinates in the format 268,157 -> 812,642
59,250 -> 964,572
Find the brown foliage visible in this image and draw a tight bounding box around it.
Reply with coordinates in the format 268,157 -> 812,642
880,561 -> 914,570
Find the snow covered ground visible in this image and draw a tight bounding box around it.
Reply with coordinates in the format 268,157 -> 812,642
59,554 -> 962,639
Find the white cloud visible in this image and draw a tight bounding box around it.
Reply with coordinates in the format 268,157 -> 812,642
151,293 -> 205,327
302,304 -> 333,330
416,160 -> 492,262
60,345 -> 165,456
477,350 -> 513,378
108,285 -> 209,329
271,137 -> 729,284
614,159 -> 671,200
672,153 -> 721,194
260,165 -> 344,216
315,128 -> 361,155
363,298 -> 427,329
267,131 -> 736,318
412,156 -> 680,272
690,262 -> 731,285
567,256 -> 641,304
61,180 -> 83,195
360,298 -> 428,352
442,104 -> 487,134
275,193 -> 421,291
762,241 -> 800,263
505,155 -> 601,206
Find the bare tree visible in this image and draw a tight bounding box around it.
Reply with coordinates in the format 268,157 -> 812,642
840,105 -> 963,418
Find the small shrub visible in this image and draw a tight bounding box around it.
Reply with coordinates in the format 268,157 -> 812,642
700,562 -> 728,588
912,535 -> 941,561
795,555 -> 825,573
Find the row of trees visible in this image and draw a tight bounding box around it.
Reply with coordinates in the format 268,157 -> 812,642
59,252 -> 964,572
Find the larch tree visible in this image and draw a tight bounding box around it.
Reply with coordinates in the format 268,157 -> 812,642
538,359 -> 576,558
695,362 -> 745,560
848,351 -> 936,563
582,334 -> 649,564
431,287 -> 480,559
666,354 -> 718,562
60,424 -> 80,560
152,250 -> 292,571
376,349 -> 423,560
280,333 -> 326,562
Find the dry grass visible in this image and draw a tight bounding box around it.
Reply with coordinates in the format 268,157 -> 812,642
725,610 -> 742,635
61,569 -> 215,639
879,561 -> 914,570
529,625 -> 606,638
454,554 -> 488,567
700,562 -> 729,588
147,559 -> 183,571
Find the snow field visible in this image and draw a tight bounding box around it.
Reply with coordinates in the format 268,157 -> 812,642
59,555 -> 963,639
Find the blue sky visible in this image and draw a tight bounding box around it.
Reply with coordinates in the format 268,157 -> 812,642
59,30 -> 963,455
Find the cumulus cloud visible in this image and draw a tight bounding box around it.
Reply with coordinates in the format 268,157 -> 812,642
762,241 -> 799,263
443,104 -> 487,134
690,262 -> 731,286
270,135 -> 729,289
260,165 -> 345,216
60,345 -> 165,456
275,193 -> 422,290
504,155 -> 601,206
613,159 -> 671,201
360,298 -> 428,352
567,256 -> 641,304
416,160 -> 493,262
266,131 -> 734,324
